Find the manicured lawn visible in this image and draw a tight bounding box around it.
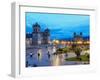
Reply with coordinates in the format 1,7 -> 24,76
65,55 -> 89,61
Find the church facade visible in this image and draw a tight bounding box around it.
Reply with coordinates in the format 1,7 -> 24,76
32,23 -> 50,45
73,32 -> 83,42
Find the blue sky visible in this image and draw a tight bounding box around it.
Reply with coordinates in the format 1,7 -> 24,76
26,12 -> 90,40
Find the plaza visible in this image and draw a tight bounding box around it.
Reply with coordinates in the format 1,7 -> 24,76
26,44 -> 89,67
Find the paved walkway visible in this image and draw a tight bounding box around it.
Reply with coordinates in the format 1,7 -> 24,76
26,45 -> 89,67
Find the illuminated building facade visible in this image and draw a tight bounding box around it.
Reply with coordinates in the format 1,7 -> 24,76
32,23 -> 50,45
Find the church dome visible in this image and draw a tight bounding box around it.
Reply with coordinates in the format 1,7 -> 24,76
45,28 -> 50,32
33,22 -> 40,28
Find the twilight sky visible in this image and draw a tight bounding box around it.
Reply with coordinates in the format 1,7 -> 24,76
26,12 -> 90,40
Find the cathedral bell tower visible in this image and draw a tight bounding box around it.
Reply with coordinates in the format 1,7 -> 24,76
32,22 -> 40,33
43,28 -> 50,44
32,22 -> 42,45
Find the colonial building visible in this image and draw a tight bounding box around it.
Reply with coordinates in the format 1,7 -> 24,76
73,32 -> 89,45
73,32 -> 83,41
32,22 -> 50,45
26,33 -> 32,46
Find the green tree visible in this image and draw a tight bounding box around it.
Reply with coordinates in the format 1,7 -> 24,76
63,47 -> 69,54
56,48 -> 63,54
74,47 -> 82,59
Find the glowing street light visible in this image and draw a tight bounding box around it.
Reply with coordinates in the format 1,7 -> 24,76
53,39 -> 59,44
77,41 -> 82,44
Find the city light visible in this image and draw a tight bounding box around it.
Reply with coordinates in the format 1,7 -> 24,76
77,41 -> 83,44
53,39 -> 60,44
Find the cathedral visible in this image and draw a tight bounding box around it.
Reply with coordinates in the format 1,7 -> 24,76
32,22 -> 50,45
73,32 -> 83,42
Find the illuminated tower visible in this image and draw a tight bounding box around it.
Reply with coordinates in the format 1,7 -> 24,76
32,22 -> 42,45
43,28 -> 50,44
